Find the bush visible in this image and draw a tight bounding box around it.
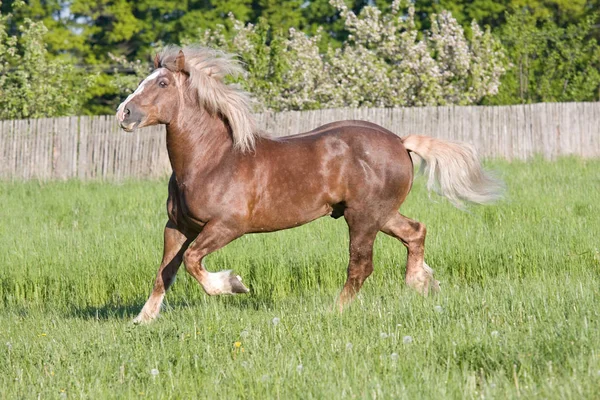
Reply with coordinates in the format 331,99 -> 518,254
187,0 -> 506,111
0,1 -> 94,120
491,11 -> 600,104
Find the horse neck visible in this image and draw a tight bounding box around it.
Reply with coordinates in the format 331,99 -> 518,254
165,105 -> 233,181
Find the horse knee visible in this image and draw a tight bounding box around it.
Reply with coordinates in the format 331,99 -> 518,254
363,263 -> 374,279
162,273 -> 177,290
183,248 -> 199,272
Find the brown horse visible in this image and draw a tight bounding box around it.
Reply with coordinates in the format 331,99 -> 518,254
116,46 -> 502,324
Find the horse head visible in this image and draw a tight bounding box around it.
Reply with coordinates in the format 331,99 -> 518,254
115,45 -> 258,152
116,50 -> 186,132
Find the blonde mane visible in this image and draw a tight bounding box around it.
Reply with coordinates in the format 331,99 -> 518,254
158,45 -> 259,152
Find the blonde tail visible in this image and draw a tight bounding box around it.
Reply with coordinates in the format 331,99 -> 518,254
402,135 -> 504,208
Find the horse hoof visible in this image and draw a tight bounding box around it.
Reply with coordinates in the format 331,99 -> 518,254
132,313 -> 156,325
430,279 -> 441,294
230,273 -> 250,294
203,270 -> 249,295
406,274 -> 440,296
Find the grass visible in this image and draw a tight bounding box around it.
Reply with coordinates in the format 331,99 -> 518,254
0,157 -> 599,399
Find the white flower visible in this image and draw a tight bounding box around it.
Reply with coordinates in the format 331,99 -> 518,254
193,1 -> 505,112
297,364 -> 303,373
434,305 -> 443,313
150,368 -> 159,377
390,353 -> 399,361
272,317 -> 280,326
380,332 -> 389,339
491,331 -> 499,338
402,335 -> 413,344
346,342 -> 353,351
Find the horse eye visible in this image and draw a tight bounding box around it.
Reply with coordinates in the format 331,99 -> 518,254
159,81 -> 168,88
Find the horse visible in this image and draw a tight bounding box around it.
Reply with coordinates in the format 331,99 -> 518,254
116,46 -> 502,324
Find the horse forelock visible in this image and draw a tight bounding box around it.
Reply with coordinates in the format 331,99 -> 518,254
157,45 -> 260,152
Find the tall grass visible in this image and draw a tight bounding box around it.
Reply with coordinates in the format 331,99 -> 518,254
0,157 -> 599,399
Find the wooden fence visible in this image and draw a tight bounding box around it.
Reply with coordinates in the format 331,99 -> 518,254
1,102 -> 599,180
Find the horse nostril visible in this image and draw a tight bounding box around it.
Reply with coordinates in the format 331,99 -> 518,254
124,108 -> 131,116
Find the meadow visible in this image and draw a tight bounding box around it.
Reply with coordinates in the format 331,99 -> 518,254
0,157 -> 599,399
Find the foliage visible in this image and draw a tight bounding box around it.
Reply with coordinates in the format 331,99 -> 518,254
1,0 -> 599,115
0,1 -> 94,119
490,11 -> 600,104
382,0 -> 600,36
108,52 -> 153,95
190,0 -> 506,111
1,158 -> 600,397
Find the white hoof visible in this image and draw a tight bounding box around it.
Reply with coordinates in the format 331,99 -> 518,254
132,312 -> 157,325
201,270 -> 249,296
406,262 -> 440,296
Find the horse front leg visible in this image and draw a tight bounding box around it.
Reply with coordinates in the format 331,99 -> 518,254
183,220 -> 249,296
133,220 -> 191,324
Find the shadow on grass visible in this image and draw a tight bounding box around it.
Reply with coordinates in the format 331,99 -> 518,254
69,295 -> 280,321
70,304 -> 144,321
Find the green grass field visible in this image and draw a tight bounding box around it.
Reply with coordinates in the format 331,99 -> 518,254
1,157 -> 599,399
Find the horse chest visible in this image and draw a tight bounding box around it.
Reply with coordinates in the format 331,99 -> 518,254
166,177 -> 209,232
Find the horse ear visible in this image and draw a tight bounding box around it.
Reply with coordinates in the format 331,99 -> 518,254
175,50 -> 185,72
153,53 -> 160,69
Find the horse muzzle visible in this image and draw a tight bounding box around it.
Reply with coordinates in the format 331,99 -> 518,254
120,120 -> 139,132
116,105 -> 145,132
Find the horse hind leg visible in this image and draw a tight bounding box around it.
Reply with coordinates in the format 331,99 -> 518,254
381,212 -> 440,295
337,211 -> 379,311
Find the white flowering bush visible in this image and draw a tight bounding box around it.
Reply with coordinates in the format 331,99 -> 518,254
188,0 -> 506,111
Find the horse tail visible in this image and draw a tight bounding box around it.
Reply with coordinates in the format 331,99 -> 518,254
401,135 -> 504,208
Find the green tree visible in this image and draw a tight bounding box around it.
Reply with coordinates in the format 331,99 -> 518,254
37,0 -> 255,114
490,11 -> 600,103
408,0 -> 599,32
0,2 -> 94,119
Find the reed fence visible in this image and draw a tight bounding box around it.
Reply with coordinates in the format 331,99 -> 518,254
1,102 -> 598,180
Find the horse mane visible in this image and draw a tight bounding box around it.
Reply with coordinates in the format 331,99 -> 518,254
157,45 -> 260,152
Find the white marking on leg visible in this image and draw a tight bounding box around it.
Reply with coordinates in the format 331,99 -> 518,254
422,261 -> 434,276
116,69 -> 164,121
201,270 -> 249,296
133,292 -> 165,324
423,261 -> 441,293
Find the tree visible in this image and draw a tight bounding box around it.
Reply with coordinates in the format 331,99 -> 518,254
490,11 -> 600,104
0,1 -> 94,119
189,0 -> 506,111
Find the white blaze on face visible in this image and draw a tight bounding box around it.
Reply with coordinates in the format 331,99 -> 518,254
116,69 -> 164,122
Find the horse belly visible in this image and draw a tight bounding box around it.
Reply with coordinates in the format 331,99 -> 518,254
247,194 -> 333,233
247,166 -> 336,233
